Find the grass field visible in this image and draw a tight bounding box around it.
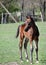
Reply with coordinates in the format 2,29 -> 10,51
0,22 -> 46,65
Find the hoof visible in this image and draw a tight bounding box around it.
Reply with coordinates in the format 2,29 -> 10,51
30,62 -> 32,64
21,60 -> 23,62
26,59 -> 29,62
30,59 -> 33,64
36,61 -> 39,63
20,57 -> 23,62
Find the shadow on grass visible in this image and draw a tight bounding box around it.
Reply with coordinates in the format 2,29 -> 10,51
40,59 -> 46,64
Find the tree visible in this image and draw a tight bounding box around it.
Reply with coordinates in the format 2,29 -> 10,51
39,0 -> 46,21
0,0 -> 21,23
0,0 -> 21,13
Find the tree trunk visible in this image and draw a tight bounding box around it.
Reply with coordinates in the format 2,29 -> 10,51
3,14 -> 7,23
1,13 -> 3,24
40,0 -> 44,22
43,1 -> 45,21
6,14 -> 9,23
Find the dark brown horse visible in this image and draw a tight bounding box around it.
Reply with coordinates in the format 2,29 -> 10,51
16,21 -> 39,64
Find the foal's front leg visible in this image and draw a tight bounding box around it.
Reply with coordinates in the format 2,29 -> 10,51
30,40 -> 33,64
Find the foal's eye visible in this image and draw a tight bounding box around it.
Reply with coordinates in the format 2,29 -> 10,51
27,17 -> 29,19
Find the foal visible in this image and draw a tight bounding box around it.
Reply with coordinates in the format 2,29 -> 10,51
16,22 -> 39,64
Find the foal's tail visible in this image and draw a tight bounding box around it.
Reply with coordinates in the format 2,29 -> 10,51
16,25 -> 20,38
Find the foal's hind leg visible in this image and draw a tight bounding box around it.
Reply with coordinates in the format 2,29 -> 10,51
19,38 -> 23,61
24,38 -> 29,62
35,39 -> 39,63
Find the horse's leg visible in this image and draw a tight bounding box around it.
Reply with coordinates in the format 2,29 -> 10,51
19,38 -> 23,61
35,39 -> 39,63
30,39 -> 33,64
24,38 -> 29,62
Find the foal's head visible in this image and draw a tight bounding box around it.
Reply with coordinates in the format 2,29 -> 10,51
25,13 -> 35,24
26,15 -> 31,23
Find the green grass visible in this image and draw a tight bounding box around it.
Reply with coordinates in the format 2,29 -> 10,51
0,22 -> 46,65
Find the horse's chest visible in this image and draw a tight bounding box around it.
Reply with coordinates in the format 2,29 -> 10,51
24,27 -> 33,38
28,28 -> 33,35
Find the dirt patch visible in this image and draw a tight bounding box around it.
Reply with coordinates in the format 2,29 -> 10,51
0,62 -> 19,65
0,64 -> 2,65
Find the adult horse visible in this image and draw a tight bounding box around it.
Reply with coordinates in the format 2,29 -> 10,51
16,21 -> 39,64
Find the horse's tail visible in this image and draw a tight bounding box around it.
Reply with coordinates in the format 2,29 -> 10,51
16,25 -> 20,38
